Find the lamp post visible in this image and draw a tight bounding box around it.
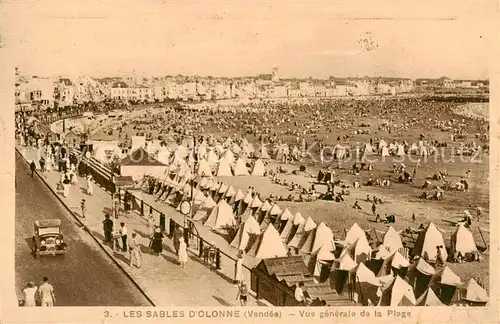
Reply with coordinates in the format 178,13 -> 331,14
184,135 -> 198,247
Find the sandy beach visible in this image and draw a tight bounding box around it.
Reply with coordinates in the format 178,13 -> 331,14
452,103 -> 489,121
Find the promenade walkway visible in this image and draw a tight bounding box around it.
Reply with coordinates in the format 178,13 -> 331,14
17,145 -> 267,307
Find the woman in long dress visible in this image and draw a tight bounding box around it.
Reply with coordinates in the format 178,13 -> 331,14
147,213 -> 156,238
150,227 -> 164,255
87,175 -> 94,196
178,237 -> 188,268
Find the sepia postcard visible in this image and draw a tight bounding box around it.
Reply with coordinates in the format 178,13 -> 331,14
0,1 -> 499,323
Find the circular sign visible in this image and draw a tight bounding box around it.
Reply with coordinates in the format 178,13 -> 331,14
180,201 -> 191,215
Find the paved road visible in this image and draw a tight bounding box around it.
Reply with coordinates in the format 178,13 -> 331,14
15,150 -> 151,306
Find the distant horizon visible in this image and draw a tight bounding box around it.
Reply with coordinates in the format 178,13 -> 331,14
19,69 -> 490,82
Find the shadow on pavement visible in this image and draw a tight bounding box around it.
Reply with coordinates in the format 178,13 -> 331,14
91,230 -> 106,242
212,295 -> 233,307
79,187 -> 89,195
134,229 -> 151,239
160,253 -> 179,265
187,255 -> 234,285
113,251 -> 130,265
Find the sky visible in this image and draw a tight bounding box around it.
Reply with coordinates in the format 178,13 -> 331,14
2,1 -> 498,80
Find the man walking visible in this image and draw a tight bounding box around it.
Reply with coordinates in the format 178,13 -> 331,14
120,222 -> 128,252
30,161 -> 36,177
173,225 -> 183,255
38,277 -> 55,307
102,214 -> 114,243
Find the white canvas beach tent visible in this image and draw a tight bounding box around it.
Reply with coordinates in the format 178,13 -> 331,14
216,158 -> 233,176
363,142 -> 374,155
251,159 -> 265,176
279,208 -> 294,221
228,188 -> 245,206
305,244 -> 336,280
197,158 -> 213,177
268,203 -> 283,217
260,200 -> 273,214
233,157 -> 249,176
429,265 -> 462,288
224,185 -> 237,199
247,223 -> 288,259
249,195 -> 263,209
206,150 -> 219,168
223,149 -> 235,165
280,212 -> 305,242
411,222 -> 448,262
378,139 -> 388,149
203,200 -> 236,229
303,222 -> 336,255
192,195 -> 217,221
255,144 -> 271,159
377,276 -> 416,306
288,217 -> 317,249
416,288 -> 444,306
450,224 -> 478,257
461,278 -> 489,304
348,237 -> 372,263
230,215 -> 261,251
377,251 -> 410,277
344,222 -> 368,246
376,226 -> 404,259
396,144 -> 405,156
380,146 -> 390,157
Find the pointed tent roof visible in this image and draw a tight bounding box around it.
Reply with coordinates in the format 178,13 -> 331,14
416,288 -> 444,306
280,208 -> 294,221
334,252 -> 357,271
315,243 -> 336,261
377,251 -> 409,277
294,213 -> 305,225
203,200 -> 236,229
299,228 -> 317,254
216,158 -> 233,176
260,200 -> 273,213
411,222 -> 448,261
120,147 -> 166,166
249,224 -> 288,259
197,158 -> 213,177
224,149 -> 235,164
451,224 -> 478,256
218,182 -> 228,194
345,222 -> 367,246
377,227 -> 404,259
250,195 -> 263,209
230,215 -> 261,250
280,212 -> 303,241
251,159 -> 265,176
234,157 -> 249,176
378,276 -> 416,306
304,217 -> 317,232
430,266 -> 462,287
269,203 -> 282,216
225,185 -> 236,198
206,150 -> 219,167
312,222 -> 335,254
409,257 -> 435,276
349,237 -> 372,263
233,189 -> 245,202
351,262 -> 378,284
462,278 -> 488,303
243,191 -> 253,204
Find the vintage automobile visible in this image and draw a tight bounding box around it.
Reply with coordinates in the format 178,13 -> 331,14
32,219 -> 67,257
